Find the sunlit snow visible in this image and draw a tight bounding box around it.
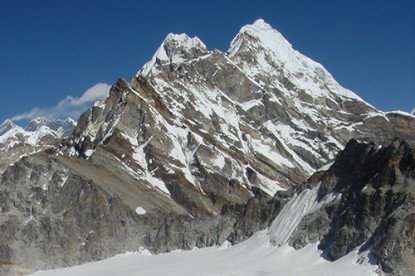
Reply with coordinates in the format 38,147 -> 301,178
31,227 -> 376,276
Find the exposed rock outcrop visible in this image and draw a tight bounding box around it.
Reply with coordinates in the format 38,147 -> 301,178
289,138 -> 415,275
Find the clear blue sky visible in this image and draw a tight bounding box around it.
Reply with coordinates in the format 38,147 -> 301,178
1,0 -> 414,124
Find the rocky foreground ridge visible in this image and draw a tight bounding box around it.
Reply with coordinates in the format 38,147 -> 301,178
0,19 -> 414,275
288,138 -> 415,275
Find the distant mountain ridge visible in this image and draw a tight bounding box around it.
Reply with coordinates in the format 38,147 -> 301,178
0,117 -> 76,173
24,117 -> 76,138
0,19 -> 414,275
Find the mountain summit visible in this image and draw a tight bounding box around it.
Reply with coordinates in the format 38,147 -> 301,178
140,33 -> 208,76
0,20 -> 414,275
229,19 -> 361,100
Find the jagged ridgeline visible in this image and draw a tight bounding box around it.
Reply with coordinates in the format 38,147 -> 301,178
0,118 -> 76,173
0,19 -> 414,275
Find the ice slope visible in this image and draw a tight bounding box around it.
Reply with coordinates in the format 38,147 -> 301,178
31,186 -> 376,276
268,184 -> 341,246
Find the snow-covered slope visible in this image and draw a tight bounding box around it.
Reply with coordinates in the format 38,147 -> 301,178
32,241 -> 375,276
33,242 -> 376,276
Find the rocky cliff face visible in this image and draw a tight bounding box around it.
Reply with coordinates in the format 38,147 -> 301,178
0,19 -> 414,275
288,138 -> 415,275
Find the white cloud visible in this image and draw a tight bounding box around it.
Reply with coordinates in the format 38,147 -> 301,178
68,83 -> 112,106
11,83 -> 111,122
412,107 -> 415,115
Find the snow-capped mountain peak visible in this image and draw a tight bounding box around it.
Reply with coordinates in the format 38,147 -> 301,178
0,119 -> 19,136
139,32 -> 208,76
228,18 -> 293,58
228,19 -> 362,101
163,33 -> 207,51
